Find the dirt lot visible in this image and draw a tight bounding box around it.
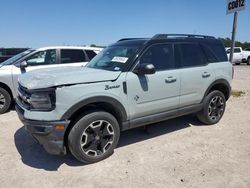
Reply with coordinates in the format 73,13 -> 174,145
0,65 -> 250,188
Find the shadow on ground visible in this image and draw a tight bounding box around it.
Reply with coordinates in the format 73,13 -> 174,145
14,115 -> 202,171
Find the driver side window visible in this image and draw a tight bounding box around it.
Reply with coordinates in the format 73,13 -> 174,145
139,44 -> 175,71
26,50 -> 56,66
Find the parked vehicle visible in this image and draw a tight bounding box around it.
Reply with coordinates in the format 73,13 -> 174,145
225,47 -> 250,65
0,48 -> 29,63
16,34 -> 232,163
0,46 -> 102,114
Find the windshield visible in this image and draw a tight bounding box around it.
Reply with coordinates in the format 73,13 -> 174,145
0,50 -> 33,66
86,45 -> 139,71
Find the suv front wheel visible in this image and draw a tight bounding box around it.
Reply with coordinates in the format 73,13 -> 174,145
68,111 -> 120,164
197,90 -> 226,125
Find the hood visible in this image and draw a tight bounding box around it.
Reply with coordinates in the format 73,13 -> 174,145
19,67 -> 121,90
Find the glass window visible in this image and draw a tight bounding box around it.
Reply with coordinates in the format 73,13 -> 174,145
234,48 -> 241,53
26,50 -> 56,66
202,43 -> 228,63
85,50 -> 97,60
0,49 -> 6,56
1,50 -> 33,66
60,49 -> 86,64
176,43 -> 206,67
139,44 -> 174,71
87,45 -> 139,71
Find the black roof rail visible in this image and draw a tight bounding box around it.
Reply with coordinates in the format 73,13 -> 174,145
152,34 -> 215,39
117,38 -> 148,42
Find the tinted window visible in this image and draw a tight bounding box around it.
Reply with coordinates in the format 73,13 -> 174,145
26,50 -> 56,66
176,43 -> 206,67
139,44 -> 174,71
1,50 -> 33,66
61,49 -> 86,64
202,43 -> 228,62
202,45 -> 220,63
234,48 -> 241,53
85,50 -> 97,60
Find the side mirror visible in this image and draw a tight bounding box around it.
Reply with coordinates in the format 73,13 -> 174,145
133,63 -> 156,75
20,61 -> 28,69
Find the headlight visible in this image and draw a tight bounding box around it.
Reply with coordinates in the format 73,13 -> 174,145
28,89 -> 56,111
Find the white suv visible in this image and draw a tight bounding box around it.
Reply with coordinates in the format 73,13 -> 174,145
0,46 -> 103,113
16,34 -> 232,163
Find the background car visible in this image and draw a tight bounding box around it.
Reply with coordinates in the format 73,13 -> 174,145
226,47 -> 250,65
0,46 -> 103,114
0,48 -> 29,63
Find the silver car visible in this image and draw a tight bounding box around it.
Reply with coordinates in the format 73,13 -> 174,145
0,46 -> 102,114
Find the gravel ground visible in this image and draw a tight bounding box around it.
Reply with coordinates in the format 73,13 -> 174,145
0,65 -> 250,188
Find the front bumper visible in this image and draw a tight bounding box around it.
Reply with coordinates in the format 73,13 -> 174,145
16,105 -> 70,155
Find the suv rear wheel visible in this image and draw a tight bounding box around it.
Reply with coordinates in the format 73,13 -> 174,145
247,57 -> 250,65
197,90 -> 226,125
0,87 -> 11,114
68,111 -> 120,164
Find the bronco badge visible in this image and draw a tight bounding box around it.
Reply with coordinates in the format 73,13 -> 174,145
105,85 -> 120,90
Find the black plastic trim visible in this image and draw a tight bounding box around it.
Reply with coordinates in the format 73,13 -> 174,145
15,105 -> 70,155
123,81 -> 127,94
61,96 -> 127,121
202,79 -> 231,101
121,104 -> 202,131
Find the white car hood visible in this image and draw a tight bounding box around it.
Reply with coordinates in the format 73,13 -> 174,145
18,67 -> 121,90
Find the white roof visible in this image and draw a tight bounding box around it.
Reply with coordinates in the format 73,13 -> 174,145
36,46 -> 103,51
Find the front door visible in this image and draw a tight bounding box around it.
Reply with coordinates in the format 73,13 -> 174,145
126,43 -> 180,120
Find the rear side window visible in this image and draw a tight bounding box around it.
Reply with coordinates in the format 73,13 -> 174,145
60,49 -> 86,64
234,48 -> 241,53
202,42 -> 228,63
175,43 -> 206,67
85,50 -> 97,60
139,44 -> 175,71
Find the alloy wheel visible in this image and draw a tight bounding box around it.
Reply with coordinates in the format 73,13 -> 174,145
80,120 -> 115,157
208,96 -> 225,121
0,93 -> 6,109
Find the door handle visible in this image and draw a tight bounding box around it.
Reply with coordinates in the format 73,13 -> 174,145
202,72 -> 211,78
165,76 -> 177,83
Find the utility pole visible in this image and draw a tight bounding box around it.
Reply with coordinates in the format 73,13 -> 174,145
226,0 -> 246,63
229,12 -> 238,63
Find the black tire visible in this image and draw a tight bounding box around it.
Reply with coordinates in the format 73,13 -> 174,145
247,57 -> 250,65
0,87 -> 11,114
197,90 -> 226,125
68,111 -> 120,164
235,62 -> 240,65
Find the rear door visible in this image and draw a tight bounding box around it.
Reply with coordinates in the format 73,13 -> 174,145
233,48 -> 243,62
176,43 -> 215,107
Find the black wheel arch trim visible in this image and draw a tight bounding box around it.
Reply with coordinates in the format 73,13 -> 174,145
202,79 -> 231,102
61,96 -> 127,122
